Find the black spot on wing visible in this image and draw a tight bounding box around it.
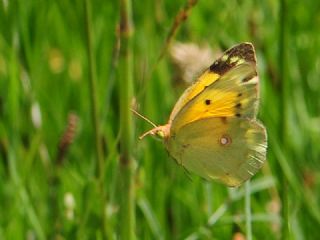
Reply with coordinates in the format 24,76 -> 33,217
235,103 -> 242,108
182,144 -> 190,149
205,99 -> 211,105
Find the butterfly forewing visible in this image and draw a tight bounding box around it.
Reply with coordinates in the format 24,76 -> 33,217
169,43 -> 259,133
171,63 -> 259,132
169,42 -> 256,124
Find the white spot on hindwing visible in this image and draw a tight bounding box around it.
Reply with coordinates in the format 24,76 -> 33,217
220,134 -> 232,146
221,137 -> 228,145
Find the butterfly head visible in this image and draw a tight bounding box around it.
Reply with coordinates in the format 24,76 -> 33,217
139,124 -> 171,140
131,108 -> 171,140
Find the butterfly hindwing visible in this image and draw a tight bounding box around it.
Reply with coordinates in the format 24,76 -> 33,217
166,117 -> 267,187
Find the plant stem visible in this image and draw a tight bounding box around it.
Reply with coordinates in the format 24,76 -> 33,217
279,0 -> 290,239
245,181 -> 252,240
118,0 -> 135,239
84,0 -> 106,235
156,0 -> 199,65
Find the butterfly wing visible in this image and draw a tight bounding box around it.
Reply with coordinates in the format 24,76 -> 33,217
169,43 -> 259,132
165,42 -> 267,186
166,117 -> 267,187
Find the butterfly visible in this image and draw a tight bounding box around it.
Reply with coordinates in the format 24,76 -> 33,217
137,42 -> 267,187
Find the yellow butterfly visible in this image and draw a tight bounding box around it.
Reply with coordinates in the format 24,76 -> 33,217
138,42 -> 267,187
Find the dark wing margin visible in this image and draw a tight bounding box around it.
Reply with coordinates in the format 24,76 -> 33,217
209,42 -> 256,75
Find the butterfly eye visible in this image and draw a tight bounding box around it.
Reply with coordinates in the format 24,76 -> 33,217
220,134 -> 232,146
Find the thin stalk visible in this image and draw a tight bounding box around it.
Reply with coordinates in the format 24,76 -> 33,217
279,0 -> 290,239
118,0 -> 135,239
8,38 -> 45,240
245,181 -> 252,240
155,0 -> 199,66
84,0 -> 106,235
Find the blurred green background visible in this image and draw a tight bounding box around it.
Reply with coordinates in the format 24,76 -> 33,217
1,0 -> 320,239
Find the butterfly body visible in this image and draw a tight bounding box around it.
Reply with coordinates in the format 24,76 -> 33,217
141,43 -> 267,187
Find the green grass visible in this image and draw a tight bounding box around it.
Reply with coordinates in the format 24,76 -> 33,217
1,0 -> 320,239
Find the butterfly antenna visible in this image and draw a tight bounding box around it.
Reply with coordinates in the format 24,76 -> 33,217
138,128 -> 157,140
131,108 -> 157,128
